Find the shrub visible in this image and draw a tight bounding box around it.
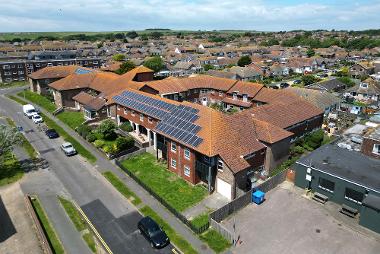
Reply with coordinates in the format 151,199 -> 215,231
103,145 -> 116,154
77,124 -> 92,138
115,136 -> 134,151
86,133 -> 97,143
94,140 -> 105,148
304,129 -> 324,150
96,120 -> 117,140
119,122 -> 133,132
291,145 -> 305,156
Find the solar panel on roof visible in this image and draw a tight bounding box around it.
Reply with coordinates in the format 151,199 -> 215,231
75,68 -> 93,75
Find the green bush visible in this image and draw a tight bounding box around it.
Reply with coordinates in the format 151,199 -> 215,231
103,144 -> 116,154
119,122 -> 133,132
77,124 -> 92,138
96,120 -> 117,140
94,140 -> 105,148
304,129 -> 324,150
86,133 -> 97,142
115,136 -> 134,151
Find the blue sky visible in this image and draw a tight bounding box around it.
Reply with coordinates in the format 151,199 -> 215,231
0,0 -> 379,32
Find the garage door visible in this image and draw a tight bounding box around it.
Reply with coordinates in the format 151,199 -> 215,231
217,178 -> 232,200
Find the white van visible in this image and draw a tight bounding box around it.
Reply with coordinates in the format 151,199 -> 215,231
23,104 -> 37,118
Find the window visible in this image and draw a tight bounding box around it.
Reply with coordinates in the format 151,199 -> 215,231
233,93 -> 237,100
140,114 -> 144,122
345,188 -> 364,204
373,144 -> 380,155
148,117 -> 153,123
242,94 -> 248,102
219,91 -> 223,97
184,148 -> 190,160
4,71 -> 11,75
116,105 -> 120,110
184,165 -> 190,177
318,178 -> 335,193
124,107 -> 128,114
171,159 -> 177,168
131,110 -> 135,116
217,160 -> 224,172
171,142 -> 177,152
3,65 -> 10,69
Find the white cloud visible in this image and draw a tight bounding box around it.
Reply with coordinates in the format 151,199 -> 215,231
0,0 -> 379,31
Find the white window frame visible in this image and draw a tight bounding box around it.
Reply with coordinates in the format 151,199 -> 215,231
373,144 -> 380,155
171,158 -> 177,168
217,160 -> 224,172
140,114 -> 144,122
131,110 -> 135,116
318,178 -> 334,193
219,91 -> 223,97
242,94 -> 248,102
344,188 -> 363,205
184,165 -> 190,177
171,142 -> 177,153
148,117 -> 153,123
124,107 -> 128,114
184,148 -> 190,160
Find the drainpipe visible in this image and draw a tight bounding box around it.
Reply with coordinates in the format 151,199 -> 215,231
208,165 -> 212,193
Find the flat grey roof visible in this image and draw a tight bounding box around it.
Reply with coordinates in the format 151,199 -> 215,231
297,144 -> 380,193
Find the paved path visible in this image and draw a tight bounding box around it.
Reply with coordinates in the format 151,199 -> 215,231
9,90 -> 214,254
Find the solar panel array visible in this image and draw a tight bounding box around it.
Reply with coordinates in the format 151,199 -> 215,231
156,105 -> 203,148
75,68 -> 93,75
113,90 -> 175,120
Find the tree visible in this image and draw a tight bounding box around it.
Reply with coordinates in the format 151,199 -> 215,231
126,31 -> 139,39
115,61 -> 135,75
114,33 -> 125,39
150,32 -> 163,40
203,64 -> 214,71
301,75 -> 319,86
237,55 -> 252,67
0,125 -> 22,164
96,120 -> 117,140
112,54 -> 125,62
337,76 -> 355,88
143,56 -> 164,72
306,48 -> 315,57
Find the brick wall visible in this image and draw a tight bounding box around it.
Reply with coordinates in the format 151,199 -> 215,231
361,137 -> 380,159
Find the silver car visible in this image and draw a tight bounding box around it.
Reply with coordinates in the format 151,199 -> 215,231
61,142 -> 77,156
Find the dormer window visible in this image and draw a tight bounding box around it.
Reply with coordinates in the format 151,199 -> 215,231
360,83 -> 368,89
242,94 -> 248,102
233,92 -> 238,100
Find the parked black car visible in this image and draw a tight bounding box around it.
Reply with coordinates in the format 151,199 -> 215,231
138,216 -> 169,248
45,129 -> 59,139
280,82 -> 290,88
293,79 -> 302,84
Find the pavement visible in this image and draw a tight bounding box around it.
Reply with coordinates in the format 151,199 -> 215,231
183,192 -> 229,220
0,183 -> 43,254
222,182 -> 380,254
1,87 -> 209,253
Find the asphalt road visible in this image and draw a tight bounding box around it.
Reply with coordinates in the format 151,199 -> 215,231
0,88 -> 173,254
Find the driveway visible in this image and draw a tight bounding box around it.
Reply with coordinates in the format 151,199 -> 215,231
0,91 -> 173,254
223,183 -> 380,254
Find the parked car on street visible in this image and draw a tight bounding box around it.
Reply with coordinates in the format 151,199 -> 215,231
280,82 -> 290,88
61,142 -> 77,156
23,104 -> 37,118
31,114 -> 43,124
293,79 -> 302,84
138,216 -> 169,248
45,129 -> 59,139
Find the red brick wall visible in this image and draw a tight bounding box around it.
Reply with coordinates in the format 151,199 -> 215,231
166,140 -> 197,185
117,105 -> 158,129
361,137 -> 380,159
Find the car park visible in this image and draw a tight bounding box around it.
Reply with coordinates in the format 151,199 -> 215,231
45,129 -> 59,139
137,216 -> 169,249
61,142 -> 77,156
31,114 -> 43,124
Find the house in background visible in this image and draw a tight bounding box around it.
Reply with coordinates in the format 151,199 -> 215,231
350,62 -> 375,78
345,78 -> 380,104
308,78 -> 348,93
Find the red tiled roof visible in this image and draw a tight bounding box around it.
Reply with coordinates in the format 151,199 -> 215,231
28,65 -> 83,80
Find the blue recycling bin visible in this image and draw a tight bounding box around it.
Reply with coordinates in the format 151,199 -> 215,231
252,190 -> 265,204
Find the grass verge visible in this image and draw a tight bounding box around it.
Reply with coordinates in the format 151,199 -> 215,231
121,153 -> 207,212
17,90 -> 57,113
6,117 -> 38,159
199,229 -> 231,253
0,152 -> 24,186
58,196 -> 96,253
30,197 -> 65,254
41,113 -> 96,163
102,171 -> 142,206
56,111 -> 85,130
140,205 -> 198,254
190,212 -> 210,229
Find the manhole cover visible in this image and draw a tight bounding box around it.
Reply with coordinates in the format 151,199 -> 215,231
316,229 -> 321,233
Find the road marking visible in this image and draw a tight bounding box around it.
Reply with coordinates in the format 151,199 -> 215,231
72,201 -> 113,254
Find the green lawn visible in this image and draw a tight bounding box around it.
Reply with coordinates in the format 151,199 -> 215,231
31,197 -> 65,254
0,152 -> 24,186
200,229 -> 231,253
121,153 -> 207,212
6,117 -> 38,159
58,197 -> 87,231
102,171 -> 142,205
57,111 -> 85,130
17,90 -> 57,113
41,113 -> 96,163
140,206 -> 198,254
190,212 -> 210,229
58,196 -> 97,253
0,81 -> 28,89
